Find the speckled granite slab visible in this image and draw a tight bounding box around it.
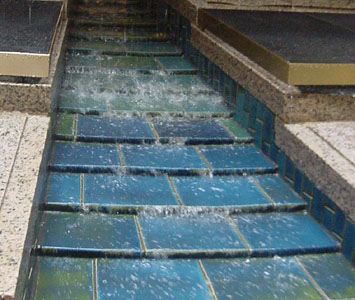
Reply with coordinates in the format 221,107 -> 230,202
275,120 -> 355,222
0,112 -> 49,299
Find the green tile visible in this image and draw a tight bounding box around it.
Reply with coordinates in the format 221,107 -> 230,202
109,95 -> 134,112
181,95 -> 230,115
299,253 -> 355,299
68,40 -> 126,55
125,42 -> 181,56
101,56 -> 158,71
218,118 -> 253,142
35,257 -> 92,300
55,114 -> 75,140
157,56 -> 197,74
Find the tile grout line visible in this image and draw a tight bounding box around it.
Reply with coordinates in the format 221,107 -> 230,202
227,216 -> 252,254
117,144 -> 126,173
167,176 -> 184,206
146,117 -> 160,142
92,259 -> 98,300
80,174 -> 85,208
194,146 -> 213,175
0,116 -> 27,210
249,176 -> 276,209
73,113 -> 78,141
294,256 -> 330,300
197,260 -> 219,300
134,215 -> 147,256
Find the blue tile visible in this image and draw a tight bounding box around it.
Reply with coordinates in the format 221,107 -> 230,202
84,175 -> 179,209
121,145 -> 208,175
299,254 -> 355,299
77,116 -> 155,143
199,145 -> 276,175
50,142 -> 120,173
152,119 -> 233,145
97,259 -> 212,300
277,152 -> 286,177
39,212 -> 140,256
303,176 -> 314,196
334,208 -> 346,236
269,142 -> 279,163
156,56 -> 197,74
254,119 -> 263,148
203,257 -> 322,300
34,257 -> 93,300
253,175 -> 305,207
172,176 -> 271,208
232,213 -> 339,256
139,216 -> 247,257
263,108 -> 274,144
322,207 -> 334,232
294,168 -> 303,195
285,157 -> 295,181
342,220 -> 355,262
46,174 -> 80,209
312,188 -> 323,222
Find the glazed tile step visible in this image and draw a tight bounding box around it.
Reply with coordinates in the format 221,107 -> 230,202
62,73 -> 215,95
69,27 -> 171,42
55,115 -> 251,144
67,41 -> 182,57
57,91 -> 232,119
156,56 -> 198,74
73,0 -> 143,5
72,15 -> 157,27
71,5 -> 155,17
36,212 -> 338,258
33,254 -> 355,300
44,173 -> 305,213
49,142 -> 276,175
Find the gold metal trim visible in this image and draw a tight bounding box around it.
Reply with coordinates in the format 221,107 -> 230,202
198,10 -> 355,85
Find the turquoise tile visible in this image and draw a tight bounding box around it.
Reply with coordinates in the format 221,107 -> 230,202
299,253 -> 355,299
34,257 -> 93,300
157,56 -> 197,73
203,257 -> 322,300
50,142 -> 120,173
58,90 -> 107,114
152,119 -> 233,145
124,42 -> 181,56
139,215 -> 247,257
181,95 -> 230,116
77,116 -> 155,143
199,145 -> 276,175
218,119 -> 253,142
84,175 -> 179,209
39,212 -> 140,256
121,145 -> 208,175
46,173 -> 80,209
101,56 -> 158,71
253,175 -> 305,207
109,94 -> 134,112
97,259 -> 212,299
232,213 -> 339,256
172,176 -> 271,208
66,54 -> 100,68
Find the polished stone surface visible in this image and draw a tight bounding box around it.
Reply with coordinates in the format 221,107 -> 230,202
0,0 -> 62,53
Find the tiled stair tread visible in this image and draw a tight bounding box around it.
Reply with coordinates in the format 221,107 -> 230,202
37,212 -> 340,258
55,114 -> 75,140
71,5 -> 154,16
298,253 -> 355,299
101,56 -> 159,70
172,176 -> 304,208
67,40 -> 126,54
39,212 -> 140,256
34,255 -> 355,300
76,116 -> 155,143
156,56 -> 198,74
199,145 -> 276,175
72,16 -> 157,27
138,215 -> 247,255
203,257 -> 323,300
121,144 -> 209,175
50,142 -> 120,173
232,213 -> 340,256
124,42 -> 182,56
45,174 -> 304,212
152,119 -> 234,144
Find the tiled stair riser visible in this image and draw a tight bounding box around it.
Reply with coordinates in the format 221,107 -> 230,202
164,4 -> 355,263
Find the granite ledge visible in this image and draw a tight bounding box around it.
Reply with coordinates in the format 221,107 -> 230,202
275,119 -> 355,222
0,113 -> 50,300
190,25 -> 355,123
